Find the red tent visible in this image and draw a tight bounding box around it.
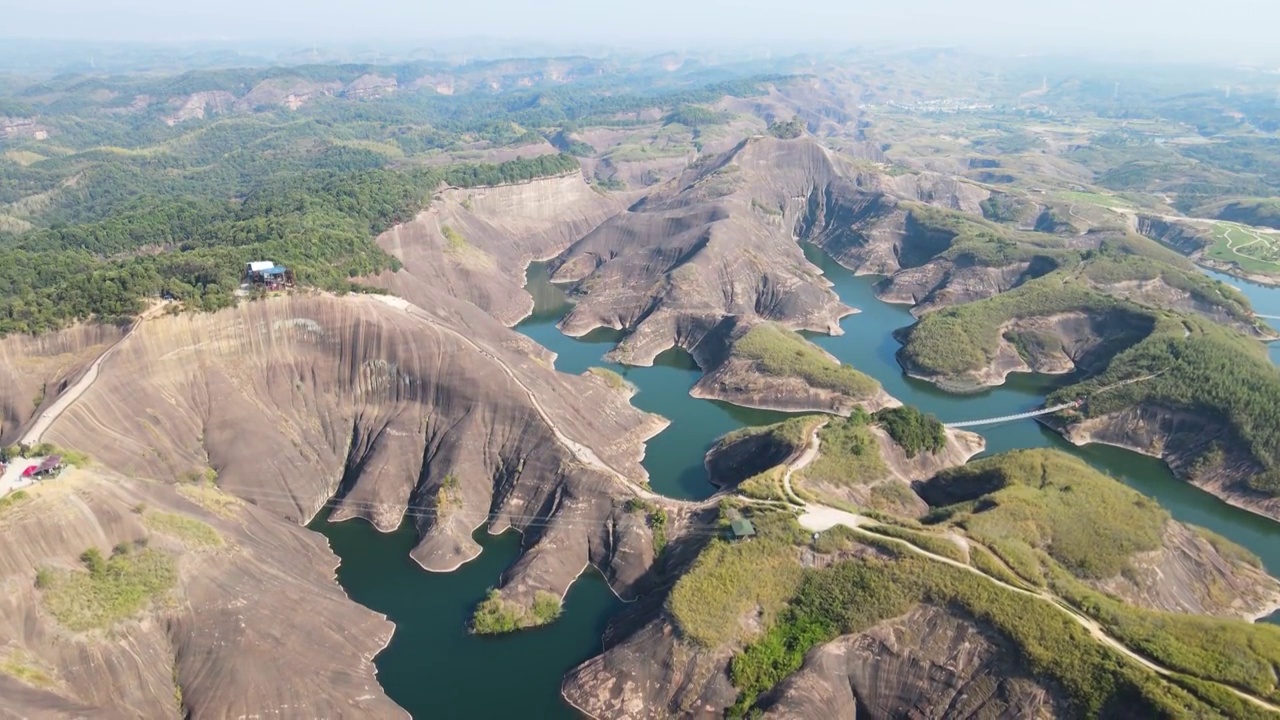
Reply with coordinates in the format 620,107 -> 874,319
21,465 -> 38,477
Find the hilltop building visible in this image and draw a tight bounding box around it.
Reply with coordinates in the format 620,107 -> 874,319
244,261 -> 294,289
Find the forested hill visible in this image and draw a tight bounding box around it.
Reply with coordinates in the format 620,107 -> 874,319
0,153 -> 578,334
0,60 -> 786,335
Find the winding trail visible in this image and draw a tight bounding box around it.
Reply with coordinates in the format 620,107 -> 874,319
788,440 -> 1280,713
780,420 -> 825,505
19,308 -> 159,446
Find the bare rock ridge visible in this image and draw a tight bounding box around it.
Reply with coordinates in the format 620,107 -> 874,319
547,136 -> 859,365
540,136 -> 1004,372
761,604 -> 1064,720
2,288 -> 671,716
371,172 -> 634,326
0,322 -> 125,444
0,468 -> 402,719
41,292 -> 667,590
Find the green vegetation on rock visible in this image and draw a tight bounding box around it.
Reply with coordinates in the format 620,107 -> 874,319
766,118 -> 804,139
923,450 -> 1167,580
798,412 -> 887,486
441,224 -> 467,252
862,524 -> 967,562
0,148 -> 578,335
914,448 -> 1280,704
142,511 -> 223,548
470,589 -> 562,635
667,508 -> 805,648
624,498 -> 670,554
873,406 -> 945,457
0,649 -> 55,689
734,323 -> 879,398
0,489 -> 31,515
898,274 -> 1148,378
728,546 -> 1216,718
176,469 -> 242,518
38,544 -> 177,631
1048,319 -> 1280,496
586,366 -> 628,391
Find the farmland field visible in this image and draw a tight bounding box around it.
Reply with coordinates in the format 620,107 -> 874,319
1203,221 -> 1280,275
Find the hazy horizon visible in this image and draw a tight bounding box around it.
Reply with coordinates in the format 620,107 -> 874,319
2,0 -> 1279,65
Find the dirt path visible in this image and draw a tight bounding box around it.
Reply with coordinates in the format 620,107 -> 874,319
780,421 -> 825,505
18,305 -> 166,446
796,506 -> 1280,713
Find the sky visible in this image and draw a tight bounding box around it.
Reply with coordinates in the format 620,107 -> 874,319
1,0 -> 1278,63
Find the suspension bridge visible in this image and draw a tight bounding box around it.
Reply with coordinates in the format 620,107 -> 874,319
941,371 -> 1162,429
944,400 -> 1081,429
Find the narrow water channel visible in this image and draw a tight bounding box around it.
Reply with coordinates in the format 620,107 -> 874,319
315,247 -> 1280,719
1201,268 -> 1280,365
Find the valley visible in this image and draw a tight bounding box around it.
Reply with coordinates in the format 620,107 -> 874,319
3,46 -> 1280,719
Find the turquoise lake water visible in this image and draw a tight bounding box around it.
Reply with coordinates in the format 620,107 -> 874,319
314,250 -> 1280,718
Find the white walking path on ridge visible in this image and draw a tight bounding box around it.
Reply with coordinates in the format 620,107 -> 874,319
18,308 -> 160,446
782,425 -> 1280,714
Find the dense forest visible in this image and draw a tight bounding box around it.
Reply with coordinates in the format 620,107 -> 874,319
0,153 -> 581,333
0,62 -> 783,334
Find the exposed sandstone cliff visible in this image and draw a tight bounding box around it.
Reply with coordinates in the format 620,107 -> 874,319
0,468 -> 402,719
343,74 -> 398,100
547,136 -> 860,366
761,604 -> 1064,719
876,258 -> 1048,315
1094,521 -> 1280,618
371,173 -> 634,326
0,322 -> 125,444
1052,405 -> 1280,524
41,293 -> 668,594
684,317 -> 896,415
161,91 -> 236,126
1090,275 -> 1272,338
0,289 -> 683,714
562,557 -> 1065,720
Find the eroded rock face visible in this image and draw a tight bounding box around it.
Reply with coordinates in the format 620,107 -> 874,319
371,173 -> 634,326
0,322 -> 125,444
1090,276 -> 1273,338
761,604 -> 1064,720
684,316 -> 896,415
1056,405 -> 1280,524
877,258 -> 1049,315
162,91 -> 237,126
1094,522 -> 1280,618
562,613 -> 739,720
41,293 -> 668,600
563,602 -> 1065,720
548,136 -> 859,365
0,289 -> 684,714
0,469 -> 402,719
